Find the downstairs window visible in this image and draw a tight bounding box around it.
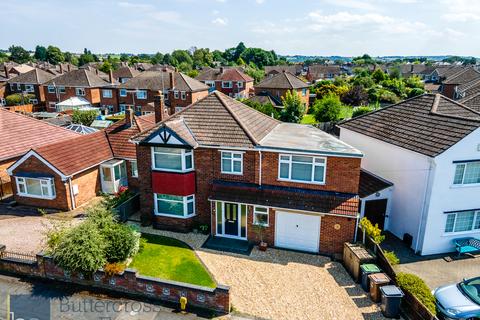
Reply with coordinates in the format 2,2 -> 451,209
15,177 -> 55,199
445,210 -> 480,233
154,194 -> 195,218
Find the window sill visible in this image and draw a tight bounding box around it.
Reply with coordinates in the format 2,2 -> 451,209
154,213 -> 196,219
450,184 -> 480,189
253,223 -> 269,227
277,178 -> 326,186
17,193 -> 56,200
442,230 -> 480,237
221,171 -> 243,176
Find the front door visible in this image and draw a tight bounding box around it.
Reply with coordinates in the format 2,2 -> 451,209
364,199 -> 388,230
224,203 -> 239,236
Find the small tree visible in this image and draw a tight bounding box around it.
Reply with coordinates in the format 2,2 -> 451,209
341,85 -> 369,106
5,93 -> 36,106
352,106 -> 374,118
312,94 -> 342,123
72,109 -> 98,126
280,90 -> 305,123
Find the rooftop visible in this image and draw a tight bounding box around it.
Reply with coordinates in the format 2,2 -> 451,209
256,71 -> 309,90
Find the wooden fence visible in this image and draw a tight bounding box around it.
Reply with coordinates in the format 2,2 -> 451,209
113,193 -> 140,222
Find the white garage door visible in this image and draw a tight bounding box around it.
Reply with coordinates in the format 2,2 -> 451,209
275,211 -> 321,252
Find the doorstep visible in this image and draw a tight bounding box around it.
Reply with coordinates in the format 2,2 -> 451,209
202,235 -> 253,256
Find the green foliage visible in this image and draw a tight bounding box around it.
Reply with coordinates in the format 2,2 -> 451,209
371,69 -> 387,82
46,45 -> 64,65
352,106 -> 374,118
280,90 -> 305,123
245,65 -> 265,83
102,187 -> 134,210
408,87 -> 425,98
34,45 -> 47,61
360,217 -> 385,244
242,99 -> 279,119
171,50 -> 193,67
9,45 -> 31,63
72,109 -> 98,126
313,94 -> 342,123
192,48 -> 213,68
396,273 -> 436,315
341,85 -> 369,106
313,81 -> 349,99
5,93 -> 36,106
78,48 -> 96,66
102,223 -> 140,263
187,69 -> 199,78
239,47 -> 278,68
384,250 -> 400,265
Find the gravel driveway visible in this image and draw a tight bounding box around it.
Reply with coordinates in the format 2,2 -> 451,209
137,227 -> 386,320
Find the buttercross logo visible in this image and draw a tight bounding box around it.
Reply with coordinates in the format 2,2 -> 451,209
6,294 -> 51,320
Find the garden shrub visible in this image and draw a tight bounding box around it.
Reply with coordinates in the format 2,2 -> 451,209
352,106 -> 374,118
5,93 -> 35,106
102,186 -> 133,209
102,223 -> 140,262
72,109 -> 99,126
384,250 -> 400,265
396,272 -> 436,315
313,93 -> 342,123
104,262 -> 126,276
360,217 -> 385,244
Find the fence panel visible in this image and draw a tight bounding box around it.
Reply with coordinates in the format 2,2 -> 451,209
0,250 -> 37,263
114,193 -> 140,222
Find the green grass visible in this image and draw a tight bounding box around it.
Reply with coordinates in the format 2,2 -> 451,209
301,105 -> 353,124
130,234 -> 215,288
300,114 -> 316,124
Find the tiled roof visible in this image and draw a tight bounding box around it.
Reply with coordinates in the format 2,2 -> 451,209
256,71 -> 309,90
457,78 -> 480,96
43,69 -> 110,87
247,92 -> 283,107
133,91 -> 280,148
210,180 -> 358,217
359,170 -> 393,198
460,92 -> 480,113
33,131 -> 113,176
265,65 -> 303,75
443,67 -> 480,85
0,109 -> 79,161
112,66 -> 140,79
339,94 -> 480,157
118,71 -> 208,92
196,67 -> 254,82
6,68 -> 57,85
308,64 -> 342,76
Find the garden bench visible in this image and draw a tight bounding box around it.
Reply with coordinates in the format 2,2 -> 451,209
453,237 -> 480,256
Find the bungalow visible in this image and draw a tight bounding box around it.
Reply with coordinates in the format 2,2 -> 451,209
195,67 -> 254,99
6,68 -> 57,105
131,91 -> 363,255
339,93 -> 480,255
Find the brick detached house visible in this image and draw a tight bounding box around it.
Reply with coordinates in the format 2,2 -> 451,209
132,91 -> 363,255
264,65 -> 304,77
6,111 -> 156,210
195,67 -> 254,98
254,71 -> 310,109
6,68 -> 57,105
307,64 -> 342,82
118,70 -> 209,115
42,69 -> 111,111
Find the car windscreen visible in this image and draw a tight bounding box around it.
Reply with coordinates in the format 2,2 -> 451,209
460,278 -> 480,305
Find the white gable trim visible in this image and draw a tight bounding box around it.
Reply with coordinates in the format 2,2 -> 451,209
6,150 -> 68,181
146,126 -> 190,147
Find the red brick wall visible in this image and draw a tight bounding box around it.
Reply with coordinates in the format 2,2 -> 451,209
319,215 -> 356,255
100,87 -> 118,112
43,86 -> 102,110
441,84 -> 456,99
212,81 -> 252,98
70,166 -> 101,208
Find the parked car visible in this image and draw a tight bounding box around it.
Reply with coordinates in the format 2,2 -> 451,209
434,277 -> 480,320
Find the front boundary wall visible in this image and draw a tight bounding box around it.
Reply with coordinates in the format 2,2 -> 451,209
0,245 -> 230,314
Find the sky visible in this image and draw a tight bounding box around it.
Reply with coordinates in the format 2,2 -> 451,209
1,0 -> 480,56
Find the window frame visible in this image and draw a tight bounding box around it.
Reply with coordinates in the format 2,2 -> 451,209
119,89 -> 127,97
237,81 -> 243,88
47,85 -> 55,93
136,90 -> 147,99
58,86 -> 65,94
444,210 -> 480,234
174,90 -> 179,99
15,176 -> 56,200
253,206 -> 269,227
29,98 -> 38,105
154,193 -> 195,219
180,91 -> 186,100
220,151 -> 243,175
130,160 -> 138,178
75,87 -> 86,96
102,89 -> 113,98
24,84 -> 34,92
222,81 -> 232,89
453,161 -> 480,186
151,147 -> 194,172
278,154 -> 327,185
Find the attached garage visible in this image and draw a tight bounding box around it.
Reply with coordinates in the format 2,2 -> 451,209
275,211 -> 321,253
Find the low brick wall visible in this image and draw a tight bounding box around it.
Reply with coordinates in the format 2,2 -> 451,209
0,246 -> 230,314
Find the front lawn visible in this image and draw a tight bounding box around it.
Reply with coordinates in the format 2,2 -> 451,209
130,234 -> 215,288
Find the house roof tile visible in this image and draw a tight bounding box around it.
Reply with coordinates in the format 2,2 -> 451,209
43,69 -> 110,87
118,70 -> 208,92
256,71 -> 309,90
196,67 -> 254,82
6,68 -> 57,85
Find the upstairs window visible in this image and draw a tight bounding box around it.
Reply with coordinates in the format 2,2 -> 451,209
130,160 -> 138,178
279,154 -> 326,184
222,81 -> 232,89
174,91 -> 179,99
302,88 -> 307,96
75,88 -> 86,96
453,161 -> 480,185
152,147 -> 193,172
15,177 -> 55,199
445,210 -> 480,233
120,89 -> 127,97
58,86 -> 65,94
24,84 -> 34,92
181,91 -> 186,100
102,89 -> 112,98
136,90 -> 147,99
237,81 -> 243,88
47,85 -> 55,93
221,151 -> 243,175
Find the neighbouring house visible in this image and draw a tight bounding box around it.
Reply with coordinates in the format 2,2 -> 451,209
339,93 -> 480,255
195,67 -> 254,99
118,70 -> 209,115
460,92 -> 480,112
440,67 -> 480,99
42,69 -> 111,111
307,64 -> 342,82
6,68 -> 57,105
112,66 -> 141,84
131,91 -> 363,255
453,78 -> 480,100
264,65 -> 303,77
6,110 -> 157,210
254,71 -> 310,109
428,65 -> 466,83
99,70 -> 119,114
246,91 -> 283,109
0,108 -> 79,199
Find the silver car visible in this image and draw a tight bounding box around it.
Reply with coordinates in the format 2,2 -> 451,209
434,277 -> 480,320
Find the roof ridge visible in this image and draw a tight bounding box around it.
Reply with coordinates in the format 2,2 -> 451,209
431,94 -> 480,121
284,72 -> 295,89
460,91 -> 480,103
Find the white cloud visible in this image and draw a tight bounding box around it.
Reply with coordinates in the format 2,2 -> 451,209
212,17 -> 228,26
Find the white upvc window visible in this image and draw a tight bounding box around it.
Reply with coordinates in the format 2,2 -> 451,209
278,154 -> 326,184
205,81 -> 215,88
120,89 -> 127,97
163,89 -> 169,100
253,206 -> 269,226
24,84 -> 34,92
102,89 -> 112,98
154,194 -> 195,218
16,83 -> 21,90
136,90 -> 147,99
174,90 -> 179,99
119,104 -> 126,112
302,88 -> 307,96
58,86 -> 65,94
180,91 -> 186,100
237,81 -> 243,88
453,161 -> 480,185
222,81 -> 232,89
445,210 -> 480,233
151,147 -> 193,172
9,83 -> 14,91
130,160 -> 138,178
15,177 -> 55,199
221,151 -> 243,175
75,87 -> 86,96
29,98 -> 38,105
47,85 -> 55,93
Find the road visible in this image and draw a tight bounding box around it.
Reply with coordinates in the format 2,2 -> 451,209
0,274 -> 227,320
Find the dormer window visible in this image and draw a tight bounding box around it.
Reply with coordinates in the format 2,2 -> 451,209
151,147 -> 193,172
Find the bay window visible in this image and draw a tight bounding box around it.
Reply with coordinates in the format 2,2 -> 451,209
15,177 -> 55,199
221,151 -> 243,175
453,161 -> 480,185
445,210 -> 480,233
151,147 -> 193,172
154,194 -> 195,218
279,154 -> 326,184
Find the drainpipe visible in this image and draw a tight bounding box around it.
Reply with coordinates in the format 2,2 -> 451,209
415,159 -> 434,253
258,150 -> 262,186
354,213 -> 360,243
68,177 -> 76,210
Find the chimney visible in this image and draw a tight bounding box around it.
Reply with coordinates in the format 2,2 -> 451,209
67,64 -> 71,72
169,72 -> 175,89
95,68 -> 99,75
154,95 -> 166,123
59,64 -> 64,74
109,69 -> 114,84
220,67 -> 224,74
125,106 -> 134,127
4,65 -> 9,79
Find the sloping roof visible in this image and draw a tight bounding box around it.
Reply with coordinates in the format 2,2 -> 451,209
196,67 -> 253,82
0,108 -> 79,161
43,69 -> 110,87
247,92 -> 283,107
11,64 -> 34,74
308,65 -> 342,77
265,65 -> 303,75
460,92 -> 480,113
359,170 -> 393,198
339,94 -> 480,157
33,131 -> 113,176
457,78 -> 480,97
112,66 -> 140,79
118,71 -> 208,92
6,68 -> 56,85
443,67 -> 480,85
133,91 -> 280,148
65,124 -> 99,135
256,71 -> 309,90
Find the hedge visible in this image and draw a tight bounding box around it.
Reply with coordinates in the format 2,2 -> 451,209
396,272 -> 436,315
